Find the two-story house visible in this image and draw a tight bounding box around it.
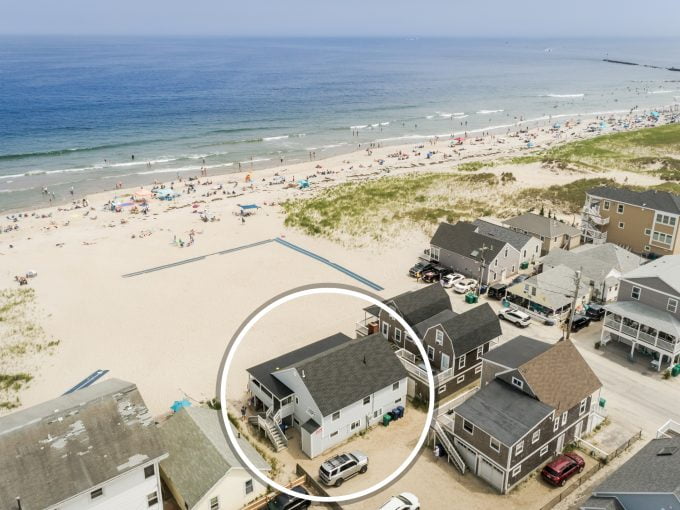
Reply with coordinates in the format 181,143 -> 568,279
450,336 -> 602,494
601,254 -> 680,371
247,332 -> 407,458
503,212 -> 582,255
0,378 -> 168,510
430,221 -> 521,284
581,186 -> 680,257
473,219 -> 543,267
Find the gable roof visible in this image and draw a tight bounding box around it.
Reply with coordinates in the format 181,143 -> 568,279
455,379 -> 554,446
158,407 -> 269,508
503,213 -> 581,238
519,339 -> 602,413
0,379 -> 166,510
247,333 -> 349,399
438,303 -> 502,354
293,333 -> 408,416
366,283 -> 452,327
588,186 -> 680,215
621,254 -> 680,295
593,436 -> 680,497
507,264 -> 591,310
414,309 -> 457,338
473,219 -> 536,251
431,222 -> 507,261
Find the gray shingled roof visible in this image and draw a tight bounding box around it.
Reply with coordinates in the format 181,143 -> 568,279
293,333 -> 408,416
593,437 -> 680,496
581,496 -> 624,510
247,333 -> 349,399
622,254 -> 680,295
506,264 -> 591,310
483,335 -> 553,368
588,186 -> 680,215
158,407 -> 269,508
366,283 -> 452,327
455,379 -> 554,446
414,309 -> 457,338
439,303 -> 502,355
503,213 -> 581,238
431,222 -> 506,260
473,219 -> 535,251
0,379 -> 166,510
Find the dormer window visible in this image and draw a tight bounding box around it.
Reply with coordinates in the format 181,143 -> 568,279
511,377 -> 523,389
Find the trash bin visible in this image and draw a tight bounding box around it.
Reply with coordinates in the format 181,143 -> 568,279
465,292 -> 478,304
396,405 -> 405,418
391,407 -> 403,420
388,411 -> 398,421
599,397 -> 606,408
672,364 -> 680,377
520,261 -> 529,270
382,413 -> 392,427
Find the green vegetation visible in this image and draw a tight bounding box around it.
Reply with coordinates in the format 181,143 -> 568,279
0,373 -> 32,392
517,178 -> 618,213
457,161 -> 488,172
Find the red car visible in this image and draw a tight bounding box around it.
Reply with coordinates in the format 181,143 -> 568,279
541,452 -> 585,487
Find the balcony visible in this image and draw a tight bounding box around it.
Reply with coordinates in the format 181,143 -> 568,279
603,313 -> 679,354
394,348 -> 456,386
356,317 -> 378,337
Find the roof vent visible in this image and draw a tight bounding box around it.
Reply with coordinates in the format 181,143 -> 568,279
363,355 -> 367,365
657,446 -> 678,456
301,370 -> 305,378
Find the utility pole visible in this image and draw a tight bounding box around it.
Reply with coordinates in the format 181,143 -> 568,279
476,244 -> 492,297
565,267 -> 583,341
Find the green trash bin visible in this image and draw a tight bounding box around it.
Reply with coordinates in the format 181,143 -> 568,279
672,364 -> 680,377
520,261 -> 529,270
599,397 -> 606,408
465,292 -> 478,304
382,413 -> 392,427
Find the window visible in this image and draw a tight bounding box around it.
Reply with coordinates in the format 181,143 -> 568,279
147,491 -> 159,507
210,497 -> 219,510
363,395 -> 371,406
618,221 -> 625,229
392,381 -> 400,391
245,479 -> 254,495
553,417 -> 560,432
603,200 -> 610,210
350,420 -> 361,431
645,228 -> 651,235
435,329 -> 444,345
532,430 -> 540,444
144,464 -> 155,479
657,214 -> 677,226
515,441 -> 524,456
441,353 -> 450,370
438,385 -> 447,394
431,246 -> 441,261
494,259 -> 498,267
91,488 -> 103,500
631,286 -> 641,300
458,356 -> 466,369
395,398 -> 402,404
668,299 -> 678,314
511,265 -> 516,273
512,465 -> 521,477
405,333 -> 414,343
617,204 -> 624,214
511,377 -> 523,389
456,375 -> 465,384
504,248 -> 508,258
644,245 -> 651,252
653,231 -> 673,245
381,321 -> 389,338
579,398 -> 588,415
373,408 -> 382,419
535,245 -> 539,253
476,346 -> 484,359
540,445 -> 549,456
332,411 -> 340,421
475,365 -> 482,374
562,411 -> 568,426
463,419 -> 474,434
394,328 -> 402,343
427,346 -> 435,361
490,438 -> 501,452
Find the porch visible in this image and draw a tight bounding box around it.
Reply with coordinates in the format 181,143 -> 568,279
394,347 -> 455,387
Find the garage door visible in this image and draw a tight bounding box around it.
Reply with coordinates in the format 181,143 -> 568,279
454,438 -> 477,471
477,456 -> 505,493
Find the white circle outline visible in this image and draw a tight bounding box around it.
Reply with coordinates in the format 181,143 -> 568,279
218,286 -> 435,504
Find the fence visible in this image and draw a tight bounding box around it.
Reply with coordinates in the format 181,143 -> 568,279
295,464 -> 343,510
241,475 -> 306,510
538,430 -> 642,510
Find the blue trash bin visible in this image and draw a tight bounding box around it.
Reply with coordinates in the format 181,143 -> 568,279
395,406 -> 405,419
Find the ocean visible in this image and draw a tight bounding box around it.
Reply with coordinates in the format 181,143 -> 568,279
1,36 -> 679,212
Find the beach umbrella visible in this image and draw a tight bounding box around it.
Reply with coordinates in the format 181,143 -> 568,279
170,399 -> 191,413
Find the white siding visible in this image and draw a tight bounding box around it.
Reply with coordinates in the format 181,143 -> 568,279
273,369 -> 323,429
193,470 -> 268,510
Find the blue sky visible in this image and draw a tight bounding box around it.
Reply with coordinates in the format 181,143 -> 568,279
2,0 -> 679,37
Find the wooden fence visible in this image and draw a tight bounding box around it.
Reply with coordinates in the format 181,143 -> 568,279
241,475 -> 306,510
538,430 -> 642,510
295,464 -> 343,510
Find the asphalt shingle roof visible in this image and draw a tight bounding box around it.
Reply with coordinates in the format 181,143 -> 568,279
414,309 -> 457,338
431,222 -> 506,261
483,335 -> 553,368
438,303 -> 502,355
503,213 -> 581,238
473,219 -> 535,251
158,407 -> 269,508
366,283 -> 452,327
588,186 -> 680,215
0,379 -> 166,510
506,264 -> 591,310
622,254 -> 680,295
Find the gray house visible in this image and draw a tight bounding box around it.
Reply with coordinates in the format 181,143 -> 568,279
451,336 -> 602,494
473,219 -> 543,266
430,221 -> 520,284
601,254 -> 680,371
503,212 -> 581,255
247,333 -> 408,458
581,436 -> 680,510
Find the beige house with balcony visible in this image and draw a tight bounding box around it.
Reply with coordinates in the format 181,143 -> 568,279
581,187 -> 680,257
601,255 -> 680,371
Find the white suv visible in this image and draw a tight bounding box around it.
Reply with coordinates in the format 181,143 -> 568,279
498,308 -> 531,328
378,493 -> 420,510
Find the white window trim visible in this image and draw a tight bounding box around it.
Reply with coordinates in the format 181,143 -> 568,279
435,329 -> 444,345
490,438 -> 501,452
540,445 -> 549,456
438,385 -> 447,394
579,398 -> 587,415
475,365 -> 482,374
381,321 -> 389,338
511,376 -> 523,389
631,286 -> 641,300
458,355 -> 466,369
456,375 -> 465,384
617,204 -> 624,214
512,465 -> 521,477
532,430 -> 540,444
332,411 -> 340,421
463,419 -> 474,434
394,328 -> 402,343
553,417 -> 560,432
603,200 -> 610,210
618,221 -> 625,229
561,411 -> 568,426
668,299 -> 678,314
427,346 -> 435,361
515,441 -> 524,456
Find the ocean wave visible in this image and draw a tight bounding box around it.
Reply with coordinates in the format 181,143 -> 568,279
544,93 -> 585,98
350,125 -> 368,129
476,109 -> 504,114
239,158 -> 271,164
137,163 -> 231,176
648,90 -> 674,94
263,135 -> 289,141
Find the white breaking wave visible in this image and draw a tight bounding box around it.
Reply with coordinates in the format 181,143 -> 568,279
350,125 -> 368,129
239,158 -> 271,164
545,93 -> 585,98
263,135 -> 289,141
137,163 -> 230,176
648,90 -> 674,95
476,109 -> 504,114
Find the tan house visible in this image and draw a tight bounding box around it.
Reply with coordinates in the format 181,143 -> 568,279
503,213 -> 581,255
581,187 -> 680,257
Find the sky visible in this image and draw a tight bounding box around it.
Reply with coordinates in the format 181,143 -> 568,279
1,0 -> 679,37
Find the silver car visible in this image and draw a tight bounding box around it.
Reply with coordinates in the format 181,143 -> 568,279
319,451 -> 368,487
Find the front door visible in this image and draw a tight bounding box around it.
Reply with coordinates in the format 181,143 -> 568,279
574,420 -> 582,439
556,433 -> 565,453
441,353 -> 450,370
381,321 -> 389,339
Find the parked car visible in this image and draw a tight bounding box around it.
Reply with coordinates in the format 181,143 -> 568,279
511,274 -> 530,285
441,273 -> 465,288
570,314 -> 591,332
452,278 -> 477,294
267,486 -> 311,510
421,266 -> 451,283
541,452 -> 585,487
319,451 -> 368,487
487,283 -> 508,300
498,308 -> 531,327
378,492 -> 420,510
408,261 -> 434,278
585,303 -> 606,321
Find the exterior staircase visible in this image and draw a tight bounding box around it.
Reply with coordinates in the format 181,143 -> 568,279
432,421 -> 466,474
249,408 -> 288,452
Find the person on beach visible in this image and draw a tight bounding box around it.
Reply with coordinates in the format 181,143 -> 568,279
241,405 -> 247,421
